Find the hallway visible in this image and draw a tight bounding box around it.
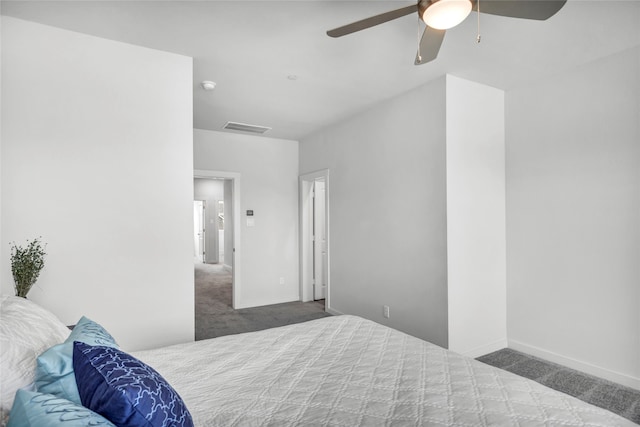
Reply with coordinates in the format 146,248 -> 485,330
195,262 -> 232,313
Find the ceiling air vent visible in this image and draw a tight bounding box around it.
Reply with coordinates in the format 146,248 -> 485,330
223,121 -> 271,134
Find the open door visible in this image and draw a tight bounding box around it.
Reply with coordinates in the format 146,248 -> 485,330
299,169 -> 330,308
313,180 -> 327,300
193,200 -> 205,263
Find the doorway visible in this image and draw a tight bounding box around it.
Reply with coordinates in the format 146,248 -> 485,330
193,170 -> 242,309
300,170 -> 330,310
194,179 -> 224,264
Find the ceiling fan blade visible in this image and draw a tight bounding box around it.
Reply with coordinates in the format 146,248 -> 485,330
472,0 -> 567,20
415,26 -> 446,65
327,4 -> 417,38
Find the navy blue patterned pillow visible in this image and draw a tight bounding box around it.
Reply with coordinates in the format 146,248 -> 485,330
72,342 -> 193,427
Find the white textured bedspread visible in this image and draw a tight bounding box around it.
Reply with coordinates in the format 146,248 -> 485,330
133,316 -> 635,426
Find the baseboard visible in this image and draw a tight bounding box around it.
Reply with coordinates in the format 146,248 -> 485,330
325,307 -> 344,316
223,264 -> 232,272
235,294 -> 299,310
458,338 -> 508,359
509,339 -> 640,391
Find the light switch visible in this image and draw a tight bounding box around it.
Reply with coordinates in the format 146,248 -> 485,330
247,218 -> 255,227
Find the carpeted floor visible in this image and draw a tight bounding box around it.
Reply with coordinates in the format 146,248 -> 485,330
477,348 -> 640,424
194,262 -> 331,340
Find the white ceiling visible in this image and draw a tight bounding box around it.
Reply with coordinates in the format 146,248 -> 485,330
2,1 -> 639,140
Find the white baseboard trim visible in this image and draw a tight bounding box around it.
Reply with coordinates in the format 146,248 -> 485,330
236,294 -> 299,310
325,307 -> 344,316
457,338 -> 508,359
509,339 -> 640,390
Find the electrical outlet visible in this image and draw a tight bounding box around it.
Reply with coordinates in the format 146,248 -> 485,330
383,305 -> 390,319
279,277 -> 285,285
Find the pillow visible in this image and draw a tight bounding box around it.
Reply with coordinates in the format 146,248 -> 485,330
7,389 -> 114,427
0,295 -> 70,412
66,316 -> 118,347
73,342 -> 193,427
35,316 -> 118,404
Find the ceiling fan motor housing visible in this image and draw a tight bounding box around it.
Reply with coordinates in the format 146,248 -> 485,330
419,0 -> 475,30
419,0 -> 476,14
418,0 -> 435,20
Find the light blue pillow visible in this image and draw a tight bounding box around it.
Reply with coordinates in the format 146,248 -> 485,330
7,389 -> 115,427
35,316 -> 118,404
66,316 -> 118,347
73,342 -> 194,427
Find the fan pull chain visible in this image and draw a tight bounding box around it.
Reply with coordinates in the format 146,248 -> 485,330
417,15 -> 422,63
476,0 -> 482,43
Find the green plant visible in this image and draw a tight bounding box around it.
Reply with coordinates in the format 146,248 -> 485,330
10,237 -> 47,298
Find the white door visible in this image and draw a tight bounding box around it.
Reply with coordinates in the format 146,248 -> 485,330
193,200 -> 206,263
313,180 -> 327,300
217,200 -> 225,264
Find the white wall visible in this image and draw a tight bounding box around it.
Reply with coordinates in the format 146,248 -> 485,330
506,46 -> 640,388
194,178 -> 224,263
1,17 -> 194,351
0,7 -> 3,292
446,75 -> 507,357
300,78 -> 449,348
193,129 -> 299,308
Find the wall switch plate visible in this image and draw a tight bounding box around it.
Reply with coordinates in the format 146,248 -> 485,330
383,305 -> 390,319
279,277 -> 285,285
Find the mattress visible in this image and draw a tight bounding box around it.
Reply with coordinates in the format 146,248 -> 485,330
133,315 -> 635,426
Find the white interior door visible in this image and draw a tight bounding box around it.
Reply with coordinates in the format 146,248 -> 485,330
313,180 -> 327,300
299,169 -> 329,306
193,200 -> 205,263
217,200 -> 225,264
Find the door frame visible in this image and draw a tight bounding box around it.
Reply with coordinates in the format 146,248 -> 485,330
299,169 -> 330,310
194,170 -> 242,309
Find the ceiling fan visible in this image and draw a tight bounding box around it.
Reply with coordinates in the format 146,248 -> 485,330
327,0 -> 567,65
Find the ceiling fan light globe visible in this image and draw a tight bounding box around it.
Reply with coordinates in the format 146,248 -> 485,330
422,0 -> 472,30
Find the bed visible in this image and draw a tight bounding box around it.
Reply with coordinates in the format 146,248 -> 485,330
1,295 -> 636,426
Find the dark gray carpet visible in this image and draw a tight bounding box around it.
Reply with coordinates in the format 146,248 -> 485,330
194,262 -> 331,340
477,348 -> 640,425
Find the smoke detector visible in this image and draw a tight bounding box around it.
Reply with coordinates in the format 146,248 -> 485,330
200,81 -> 216,91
